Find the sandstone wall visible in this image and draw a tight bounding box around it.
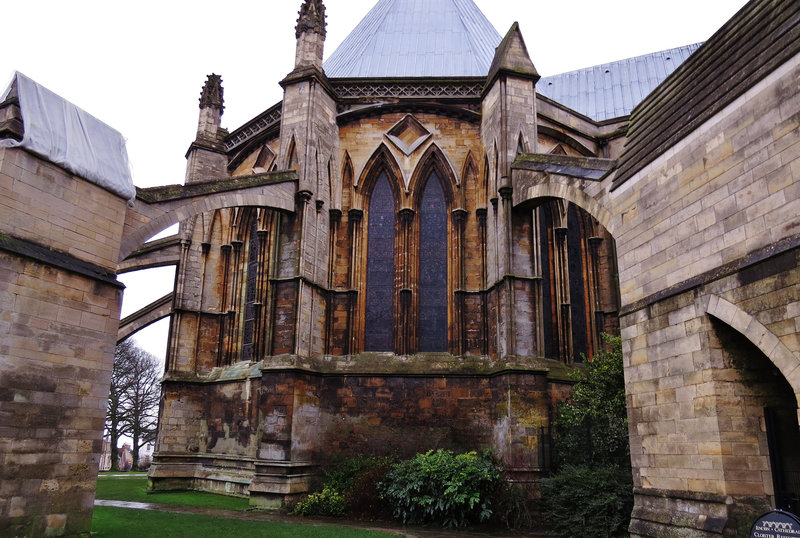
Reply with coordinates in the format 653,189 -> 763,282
610,53 -> 800,535
0,147 -> 126,536
151,366 -> 565,501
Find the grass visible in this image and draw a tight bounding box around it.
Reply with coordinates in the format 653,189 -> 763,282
92,507 -> 398,537
95,472 -> 248,510
93,473 -> 400,537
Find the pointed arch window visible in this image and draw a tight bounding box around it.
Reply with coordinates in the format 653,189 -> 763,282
364,172 -> 395,351
567,204 -> 589,363
418,171 -> 447,352
241,214 -> 260,361
537,201 -> 597,363
287,138 -> 298,171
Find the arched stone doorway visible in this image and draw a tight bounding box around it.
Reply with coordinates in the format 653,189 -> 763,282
707,314 -> 800,513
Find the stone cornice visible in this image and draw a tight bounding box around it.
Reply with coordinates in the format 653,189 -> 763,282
160,353 -> 577,383
0,233 -> 122,288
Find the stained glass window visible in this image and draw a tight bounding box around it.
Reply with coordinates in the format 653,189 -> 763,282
241,214 -> 259,361
418,173 -> 447,352
567,205 -> 588,363
364,173 -> 395,351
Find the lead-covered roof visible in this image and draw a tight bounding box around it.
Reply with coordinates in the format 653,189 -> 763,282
537,44 -> 702,122
323,0 -> 502,77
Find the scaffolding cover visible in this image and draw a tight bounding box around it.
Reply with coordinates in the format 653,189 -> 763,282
1,72 -> 135,203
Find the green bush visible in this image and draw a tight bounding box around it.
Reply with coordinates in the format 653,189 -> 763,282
539,464 -> 633,537
543,334 -> 634,536
293,486 -> 347,517
553,334 -> 628,467
377,449 -> 502,528
294,456 -> 395,519
493,482 -> 539,529
322,455 -> 392,495
337,458 -> 395,520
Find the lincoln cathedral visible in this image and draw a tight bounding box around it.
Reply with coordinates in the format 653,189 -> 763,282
2,0 -> 800,535
148,0 -> 623,504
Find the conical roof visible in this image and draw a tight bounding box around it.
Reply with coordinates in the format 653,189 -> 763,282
323,0 -> 502,78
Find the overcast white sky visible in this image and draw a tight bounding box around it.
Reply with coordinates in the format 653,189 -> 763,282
3,0 -> 749,361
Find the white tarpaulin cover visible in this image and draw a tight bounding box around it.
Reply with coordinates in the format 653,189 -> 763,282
0,71 -> 135,203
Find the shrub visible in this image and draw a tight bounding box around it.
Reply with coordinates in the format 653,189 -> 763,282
340,458 -> 395,520
543,334 -> 634,536
493,482 -> 539,529
539,464 -> 633,537
553,334 -> 628,467
293,486 -> 347,517
294,455 -> 395,519
378,449 -> 502,528
322,455 -> 392,495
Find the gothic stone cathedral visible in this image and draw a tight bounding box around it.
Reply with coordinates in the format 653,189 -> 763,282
136,0 -> 800,533
2,0 -> 797,535
147,0 -> 622,507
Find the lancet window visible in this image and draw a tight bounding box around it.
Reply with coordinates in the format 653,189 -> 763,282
364,173 -> 396,351
205,207 -> 277,367
361,163 -> 451,354
535,200 -> 605,363
418,172 -> 447,352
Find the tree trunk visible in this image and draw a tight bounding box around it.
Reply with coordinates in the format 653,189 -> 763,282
109,426 -> 120,472
132,429 -> 140,470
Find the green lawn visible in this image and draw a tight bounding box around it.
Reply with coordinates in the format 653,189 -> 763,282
93,474 -> 401,537
95,472 -> 249,510
92,507 -> 399,537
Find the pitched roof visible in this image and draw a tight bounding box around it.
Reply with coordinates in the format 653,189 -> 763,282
537,44 -> 702,122
613,0 -> 800,188
323,0 -> 502,78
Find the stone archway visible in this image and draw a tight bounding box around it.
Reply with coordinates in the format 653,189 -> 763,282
702,299 -> 800,513
703,294 -> 800,408
518,180 -> 614,235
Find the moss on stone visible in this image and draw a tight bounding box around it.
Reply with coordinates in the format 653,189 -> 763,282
162,353 -> 580,383
136,170 -> 298,203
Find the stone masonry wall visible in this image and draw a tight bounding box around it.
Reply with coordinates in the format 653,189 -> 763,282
610,53 -> 800,535
257,370 -> 559,477
152,367 -> 566,498
0,147 -> 126,536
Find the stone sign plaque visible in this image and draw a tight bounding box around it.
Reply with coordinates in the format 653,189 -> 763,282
750,510 -> 800,538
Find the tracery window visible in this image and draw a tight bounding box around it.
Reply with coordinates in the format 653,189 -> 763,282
418,172 -> 447,351
537,201 -> 598,363
364,173 -> 396,351
240,215 -> 260,362
566,204 -> 589,362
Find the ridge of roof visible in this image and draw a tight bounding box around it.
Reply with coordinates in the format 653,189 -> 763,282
323,0 -> 502,78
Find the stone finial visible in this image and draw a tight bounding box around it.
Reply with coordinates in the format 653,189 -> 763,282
295,0 -> 326,39
199,74 -> 224,111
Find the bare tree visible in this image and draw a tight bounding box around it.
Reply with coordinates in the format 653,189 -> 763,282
105,340 -> 161,470
125,348 -> 161,470
106,341 -> 135,471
